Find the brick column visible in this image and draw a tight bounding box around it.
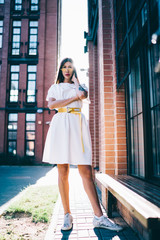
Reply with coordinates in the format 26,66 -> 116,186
88,42 -> 95,167
35,0 -> 58,163
94,45 -> 99,168
110,0 -> 127,175
89,0 -> 127,175
17,113 -> 25,158
0,0 -> 10,155
100,0 -> 127,174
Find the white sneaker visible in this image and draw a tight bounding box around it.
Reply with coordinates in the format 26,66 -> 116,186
93,215 -> 123,232
61,213 -> 73,231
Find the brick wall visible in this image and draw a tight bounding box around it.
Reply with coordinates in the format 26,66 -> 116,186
0,0 -> 10,154
88,42 -> 99,169
0,0 -> 58,164
89,0 -> 127,175
87,0 -> 149,237
36,0 -> 58,163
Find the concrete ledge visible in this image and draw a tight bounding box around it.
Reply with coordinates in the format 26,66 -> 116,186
95,173 -> 160,229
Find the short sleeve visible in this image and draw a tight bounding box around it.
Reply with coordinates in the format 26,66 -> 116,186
46,84 -> 57,101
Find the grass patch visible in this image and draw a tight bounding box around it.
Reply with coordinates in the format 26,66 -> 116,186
0,234 -> 6,240
3,185 -> 58,223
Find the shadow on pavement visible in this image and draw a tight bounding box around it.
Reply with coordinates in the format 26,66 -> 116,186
59,228 -> 126,240
61,229 -> 72,239
0,165 -> 55,207
94,227 -> 127,240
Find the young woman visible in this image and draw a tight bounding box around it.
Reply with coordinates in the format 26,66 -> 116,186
42,58 -> 122,232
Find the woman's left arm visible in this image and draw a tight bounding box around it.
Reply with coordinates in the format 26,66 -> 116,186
72,74 -> 88,100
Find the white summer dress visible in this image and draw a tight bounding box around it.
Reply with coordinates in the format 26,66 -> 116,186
42,82 -> 92,165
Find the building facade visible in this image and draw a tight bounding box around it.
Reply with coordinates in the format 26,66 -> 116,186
0,0 -> 60,164
85,0 -> 160,239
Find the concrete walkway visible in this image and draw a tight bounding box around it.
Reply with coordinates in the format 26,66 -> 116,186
0,166 -> 140,240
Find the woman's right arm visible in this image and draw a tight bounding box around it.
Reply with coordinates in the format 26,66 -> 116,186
48,96 -> 79,110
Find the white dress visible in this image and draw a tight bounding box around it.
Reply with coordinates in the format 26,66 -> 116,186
42,82 -> 92,165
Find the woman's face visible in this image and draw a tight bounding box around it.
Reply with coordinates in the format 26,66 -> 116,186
61,61 -> 74,80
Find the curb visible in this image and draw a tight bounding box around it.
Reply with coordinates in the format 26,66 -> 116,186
0,187 -> 29,217
44,194 -> 61,240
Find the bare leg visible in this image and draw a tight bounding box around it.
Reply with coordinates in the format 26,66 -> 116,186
57,164 -> 71,215
78,165 -> 103,217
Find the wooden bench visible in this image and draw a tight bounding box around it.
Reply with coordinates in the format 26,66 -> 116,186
95,173 -> 160,235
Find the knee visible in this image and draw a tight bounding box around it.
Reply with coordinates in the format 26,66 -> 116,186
58,165 -> 69,182
79,166 -> 93,181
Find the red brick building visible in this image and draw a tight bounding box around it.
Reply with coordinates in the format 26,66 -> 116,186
85,0 -> 160,239
0,0 -> 60,164
0,0 -> 160,238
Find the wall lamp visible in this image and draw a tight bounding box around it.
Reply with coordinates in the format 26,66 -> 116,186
37,108 -> 43,113
151,29 -> 160,44
151,0 -> 160,45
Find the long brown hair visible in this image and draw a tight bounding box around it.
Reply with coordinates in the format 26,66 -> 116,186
56,58 -> 78,84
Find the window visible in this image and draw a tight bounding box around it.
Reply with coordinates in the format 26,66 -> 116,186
27,65 -> 37,103
141,3 -> 147,27
129,19 -> 139,48
12,21 -> 21,55
9,65 -> 20,102
129,3 -> 148,48
129,56 -> 145,178
128,0 -> 140,24
30,0 -> 39,12
8,113 -> 18,155
150,0 -> 159,10
28,21 -> 38,56
84,0 -> 98,52
149,44 -> 160,178
0,0 -> 4,4
25,113 -> 36,156
116,4 -> 127,50
115,0 -> 149,86
0,20 -> 3,48
116,0 -> 123,16
115,1 -> 129,86
115,0 -> 160,183
0,64 -> 1,82
128,0 -> 138,13
117,41 -> 128,83
14,0 -> 22,11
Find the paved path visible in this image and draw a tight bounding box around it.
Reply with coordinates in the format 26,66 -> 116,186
0,166 -> 140,240
46,167 -> 140,240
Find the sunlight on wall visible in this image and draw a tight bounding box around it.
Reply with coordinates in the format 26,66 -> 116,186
61,0 -> 89,120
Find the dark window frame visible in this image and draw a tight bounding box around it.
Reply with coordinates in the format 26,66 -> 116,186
128,53 -> 145,178
9,65 -> 20,103
115,0 -> 160,184
11,20 -> 22,56
25,113 -> 36,157
14,0 -> 23,12
114,0 -> 149,88
0,19 -> 3,48
26,65 -> 37,104
7,113 -> 18,155
148,43 -> 160,180
84,0 -> 98,52
29,0 -> 39,13
27,20 -> 39,57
